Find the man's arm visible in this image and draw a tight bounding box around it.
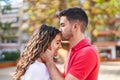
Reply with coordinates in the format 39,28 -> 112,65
46,60 -> 78,80
45,59 -> 64,80
41,49 -> 78,80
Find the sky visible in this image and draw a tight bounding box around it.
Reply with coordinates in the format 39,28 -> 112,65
0,0 -> 23,7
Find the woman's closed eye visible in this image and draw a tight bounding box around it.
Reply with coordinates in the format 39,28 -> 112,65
57,40 -> 61,44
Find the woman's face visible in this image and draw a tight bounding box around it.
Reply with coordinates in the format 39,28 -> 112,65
50,34 -> 62,56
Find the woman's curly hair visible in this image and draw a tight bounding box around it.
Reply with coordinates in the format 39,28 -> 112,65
14,24 -> 60,80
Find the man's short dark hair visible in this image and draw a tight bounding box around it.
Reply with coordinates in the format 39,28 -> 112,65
59,7 -> 88,33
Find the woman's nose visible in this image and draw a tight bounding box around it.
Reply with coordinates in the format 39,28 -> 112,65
58,44 -> 62,49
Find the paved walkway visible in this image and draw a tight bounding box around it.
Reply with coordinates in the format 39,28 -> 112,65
98,62 -> 120,80
0,67 -> 15,80
0,62 -> 120,80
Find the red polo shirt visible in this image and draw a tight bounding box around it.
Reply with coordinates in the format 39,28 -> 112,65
65,39 -> 100,80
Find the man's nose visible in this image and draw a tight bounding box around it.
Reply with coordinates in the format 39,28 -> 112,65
59,27 -> 61,31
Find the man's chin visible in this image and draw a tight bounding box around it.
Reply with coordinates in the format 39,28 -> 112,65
61,37 -> 68,41
61,37 -> 69,43
61,40 -> 69,43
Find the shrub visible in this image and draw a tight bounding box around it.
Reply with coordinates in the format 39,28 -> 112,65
3,52 -> 20,61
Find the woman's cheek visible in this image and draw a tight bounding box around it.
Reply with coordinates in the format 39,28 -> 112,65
51,45 -> 55,54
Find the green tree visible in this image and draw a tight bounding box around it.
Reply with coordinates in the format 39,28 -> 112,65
79,0 -> 120,42
0,2 -> 12,43
23,0 -> 80,34
24,0 -> 120,42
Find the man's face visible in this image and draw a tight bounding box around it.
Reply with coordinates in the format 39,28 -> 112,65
59,16 -> 73,41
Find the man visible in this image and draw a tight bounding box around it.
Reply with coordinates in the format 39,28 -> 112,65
41,7 -> 100,80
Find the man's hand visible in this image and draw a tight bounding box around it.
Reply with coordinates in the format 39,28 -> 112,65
40,49 -> 78,80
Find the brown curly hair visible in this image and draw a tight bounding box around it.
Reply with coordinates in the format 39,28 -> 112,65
14,24 -> 60,80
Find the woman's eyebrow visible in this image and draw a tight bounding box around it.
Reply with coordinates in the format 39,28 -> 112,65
57,40 -> 61,42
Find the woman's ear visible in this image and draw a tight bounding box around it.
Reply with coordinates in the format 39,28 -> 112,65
48,45 -> 51,50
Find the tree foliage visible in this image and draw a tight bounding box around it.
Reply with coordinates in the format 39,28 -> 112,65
24,0 -> 80,32
79,0 -> 120,42
81,0 -> 120,30
24,0 -> 120,39
0,22 -> 11,31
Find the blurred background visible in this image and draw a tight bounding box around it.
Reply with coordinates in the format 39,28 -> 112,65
0,0 -> 120,80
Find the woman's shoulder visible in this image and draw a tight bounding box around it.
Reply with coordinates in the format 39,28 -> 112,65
21,60 -> 50,80
25,60 -> 48,76
28,60 -> 47,72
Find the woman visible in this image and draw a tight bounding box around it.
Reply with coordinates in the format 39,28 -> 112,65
14,24 -> 62,80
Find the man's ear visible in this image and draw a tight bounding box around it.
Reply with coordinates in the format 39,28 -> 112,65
72,23 -> 79,32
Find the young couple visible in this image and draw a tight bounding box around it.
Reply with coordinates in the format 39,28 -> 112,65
14,7 -> 100,80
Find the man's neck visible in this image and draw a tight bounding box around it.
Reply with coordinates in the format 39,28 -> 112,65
69,34 -> 84,48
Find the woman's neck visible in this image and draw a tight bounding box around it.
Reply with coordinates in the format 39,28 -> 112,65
37,58 -> 43,62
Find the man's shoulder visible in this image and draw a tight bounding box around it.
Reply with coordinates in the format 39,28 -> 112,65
82,45 -> 97,52
75,45 -> 98,57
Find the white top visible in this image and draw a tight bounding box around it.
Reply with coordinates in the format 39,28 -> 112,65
21,60 -> 50,80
